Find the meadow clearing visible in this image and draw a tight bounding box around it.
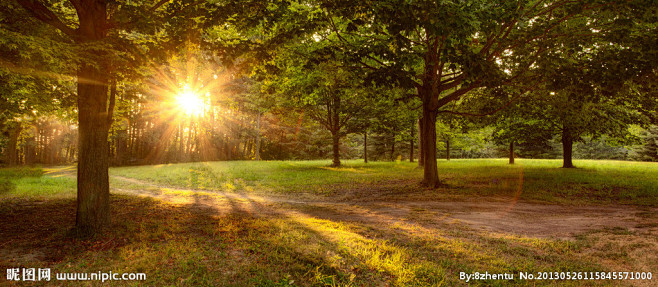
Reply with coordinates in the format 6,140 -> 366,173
1,159 -> 656,286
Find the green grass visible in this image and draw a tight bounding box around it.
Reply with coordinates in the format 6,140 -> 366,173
1,159 -> 656,286
433,159 -> 658,205
5,159 -> 655,204
0,166 -> 75,199
111,159 -> 658,205
110,160 -> 420,194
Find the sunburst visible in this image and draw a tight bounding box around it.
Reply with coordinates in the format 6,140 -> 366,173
176,87 -> 204,116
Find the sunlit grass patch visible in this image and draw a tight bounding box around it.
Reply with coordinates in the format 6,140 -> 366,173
110,160 -> 421,194
0,166 -> 75,199
259,213 -> 448,286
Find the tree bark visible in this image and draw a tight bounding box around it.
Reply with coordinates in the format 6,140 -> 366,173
363,132 -> 368,163
255,111 -> 261,161
74,0 -> 112,235
446,138 -> 450,161
76,63 -> 111,235
420,107 -> 440,187
225,135 -> 232,161
330,92 -> 341,167
509,141 -> 515,164
409,120 -> 414,163
418,117 -> 424,167
5,123 -> 22,165
178,122 -> 184,162
116,129 -> 128,165
562,128 -> 575,168
331,130 -> 341,167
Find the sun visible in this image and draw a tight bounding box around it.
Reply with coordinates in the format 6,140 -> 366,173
176,89 -> 204,116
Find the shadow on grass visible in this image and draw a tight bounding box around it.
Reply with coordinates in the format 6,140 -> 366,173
2,187 -> 650,286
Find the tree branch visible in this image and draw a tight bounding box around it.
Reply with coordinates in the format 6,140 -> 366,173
437,90 -> 528,117
16,0 -> 78,37
436,80 -> 482,109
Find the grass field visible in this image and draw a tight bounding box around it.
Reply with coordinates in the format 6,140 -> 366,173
1,159 -> 657,286
109,159 -> 658,205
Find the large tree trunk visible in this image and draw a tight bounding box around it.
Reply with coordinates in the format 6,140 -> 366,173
562,128 -> 574,168
5,123 -> 22,165
331,130 -> 341,167
16,0 -> 114,234
363,132 -> 368,163
420,107 -> 440,187
74,1 -> 112,235
509,141 -> 515,164
76,63 -> 111,235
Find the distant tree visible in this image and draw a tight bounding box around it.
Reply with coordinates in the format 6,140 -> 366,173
632,126 -> 658,162
274,50 -> 369,166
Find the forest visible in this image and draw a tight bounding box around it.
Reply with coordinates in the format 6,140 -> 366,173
0,0 -> 657,286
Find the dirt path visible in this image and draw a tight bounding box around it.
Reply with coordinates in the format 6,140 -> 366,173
108,175 -> 658,240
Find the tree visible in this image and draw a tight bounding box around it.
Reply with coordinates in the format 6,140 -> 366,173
524,0 -> 658,168
632,126 -> 658,162
272,45 -> 369,166
318,0 -> 613,186
8,0 -> 206,234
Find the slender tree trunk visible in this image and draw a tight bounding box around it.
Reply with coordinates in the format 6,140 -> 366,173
363,132 -> 368,163
562,128 -> 574,168
246,140 -> 252,159
178,123 -> 184,162
420,108 -> 440,187
35,125 -> 41,163
187,121 -> 193,159
225,134 -> 232,161
65,142 -> 71,162
390,138 -> 395,161
330,92 -> 341,167
331,130 -> 341,167
446,138 -> 450,161
509,141 -> 515,164
76,63 -> 111,235
255,111 -> 261,161
409,120 -> 414,163
418,117 -> 424,167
